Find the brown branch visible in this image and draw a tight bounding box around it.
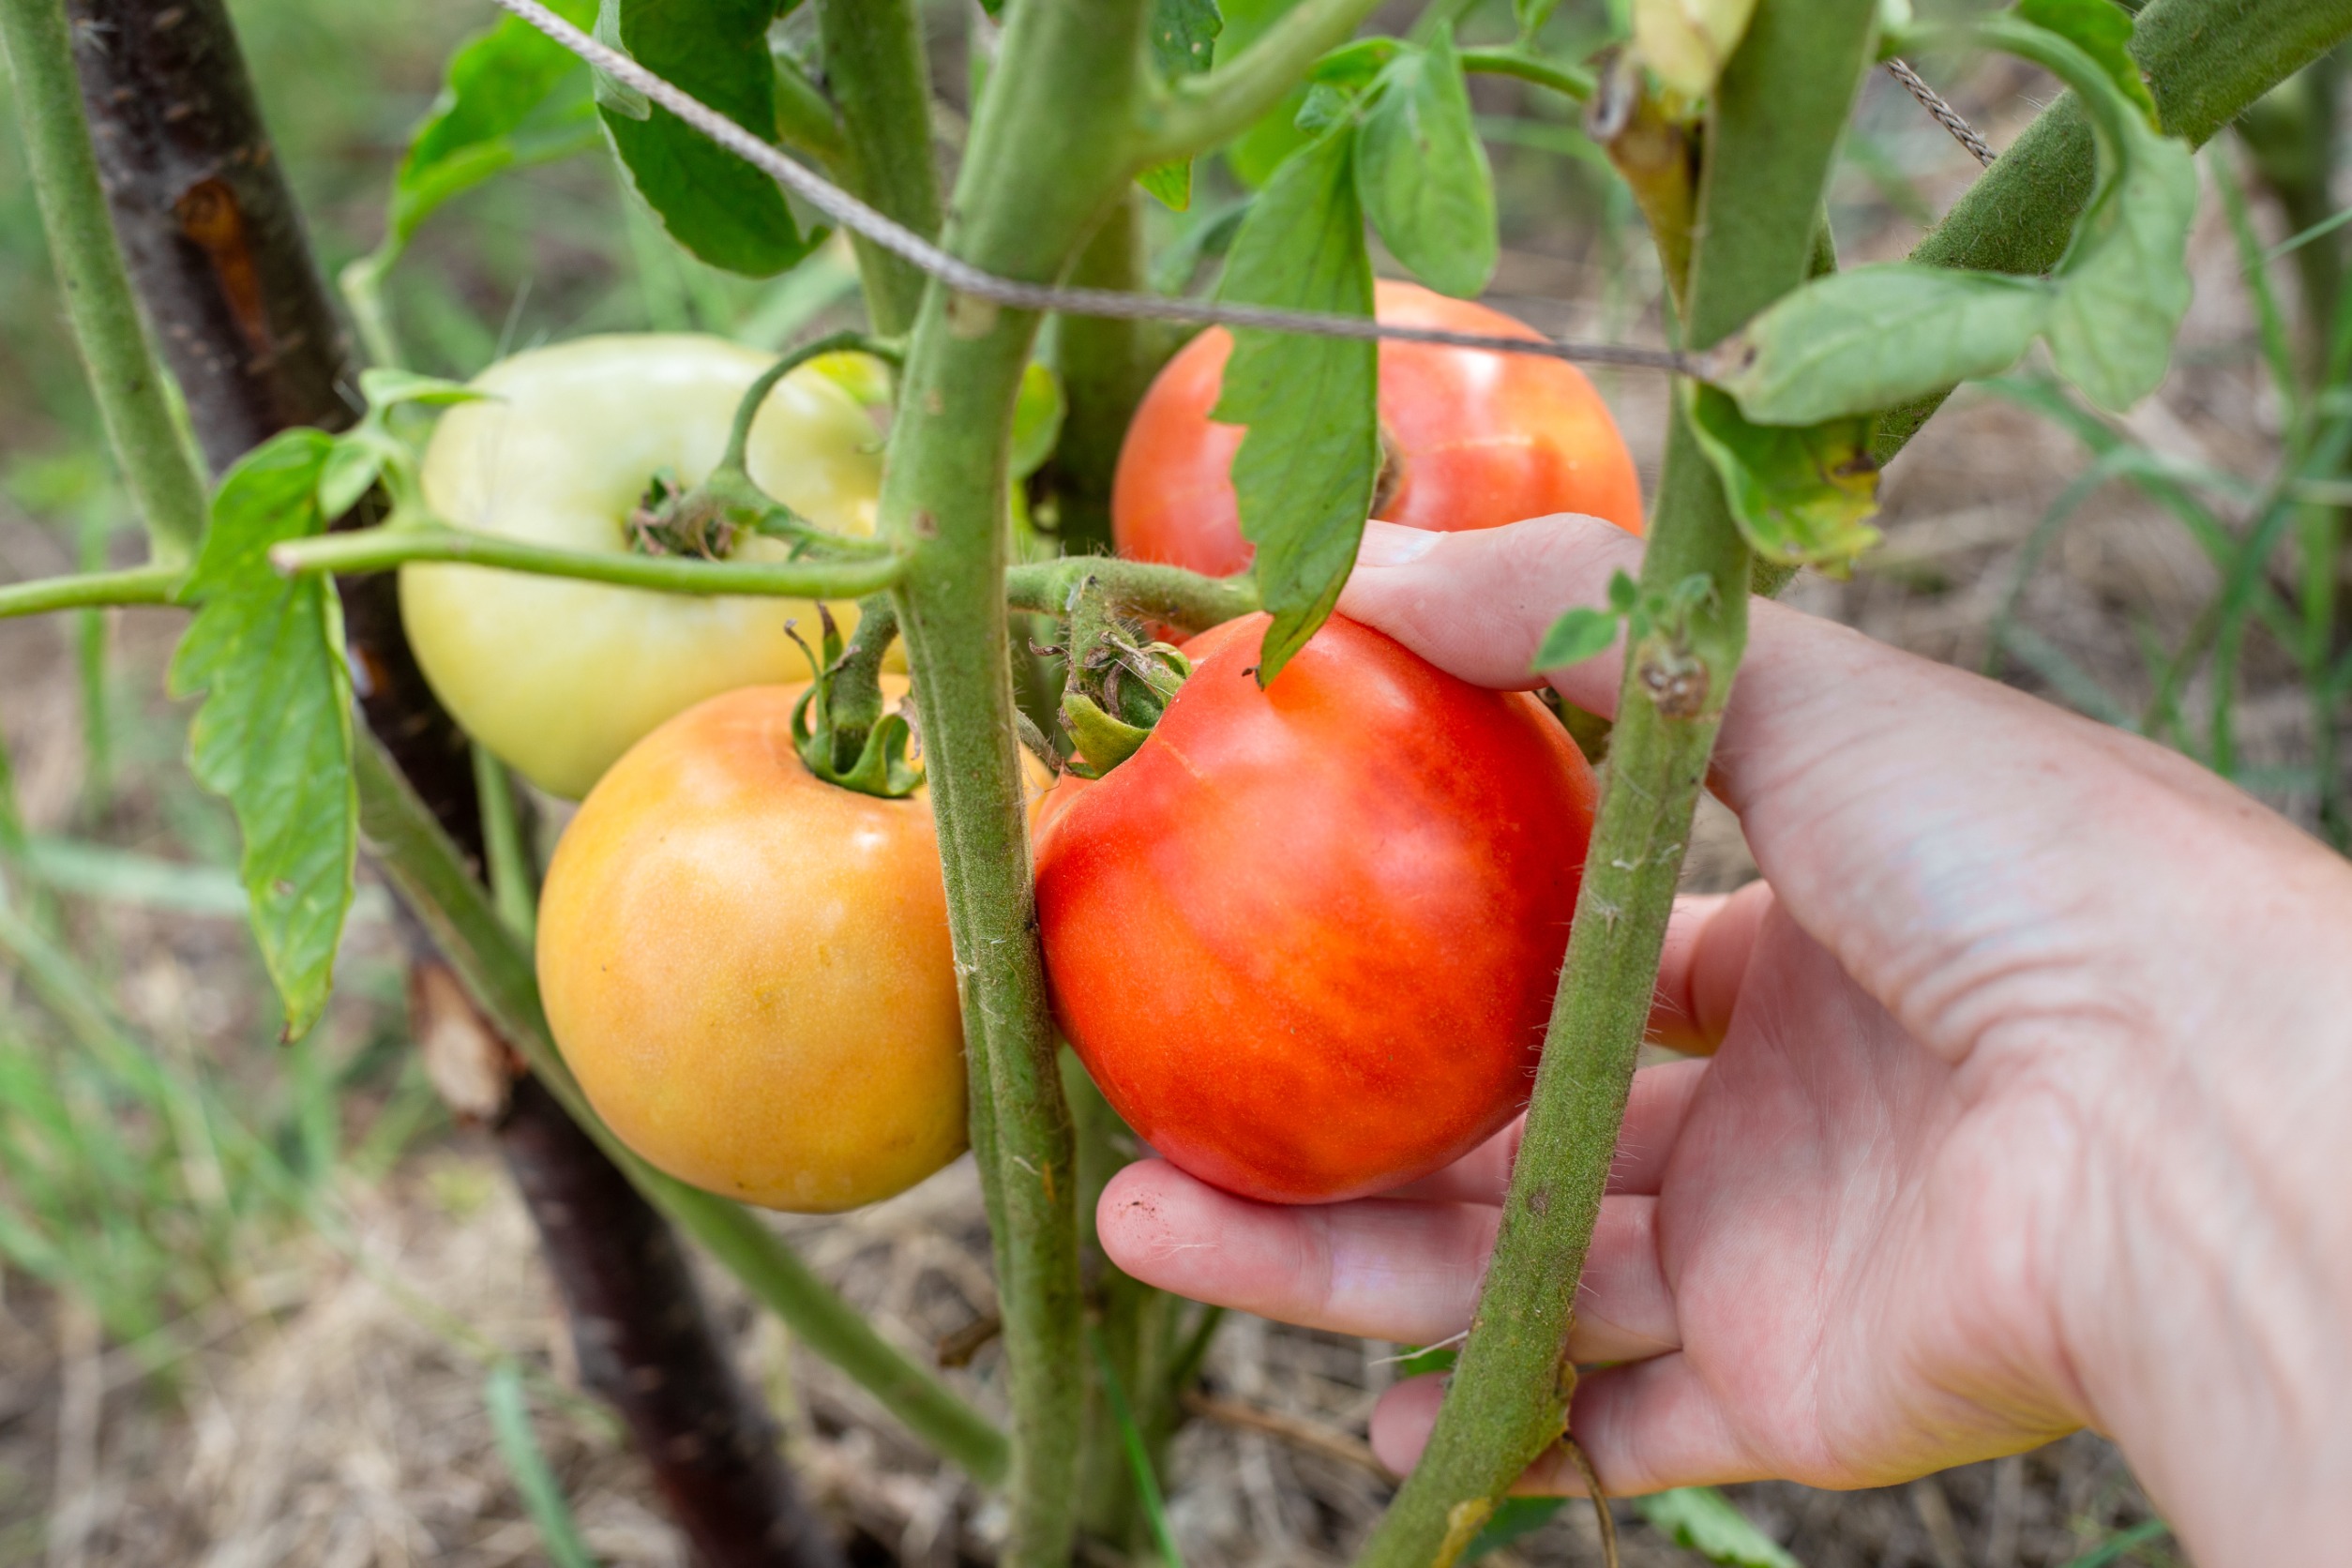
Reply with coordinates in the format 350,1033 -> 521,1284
1179,1391 -> 1391,1479
68,7 -> 845,1561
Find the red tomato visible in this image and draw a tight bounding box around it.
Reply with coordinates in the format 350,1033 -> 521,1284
1033,613 -> 1599,1204
1111,280 -> 1645,576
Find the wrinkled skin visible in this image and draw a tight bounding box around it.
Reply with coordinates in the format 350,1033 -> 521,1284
401,334 -> 885,799
1110,280 -> 1644,576
1035,611 -> 1599,1204
1102,518 -> 2352,1568
536,680 -> 968,1214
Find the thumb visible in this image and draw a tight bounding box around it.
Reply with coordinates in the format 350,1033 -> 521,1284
1336,516 -> 1643,713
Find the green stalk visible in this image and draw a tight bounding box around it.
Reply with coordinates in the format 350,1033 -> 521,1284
1053,192 -> 1165,558
813,0 -> 942,337
0,0 -> 209,566
268,525 -> 905,596
1459,47 -> 1594,103
1349,4 -> 1882,1563
1135,0 -> 1385,165
0,565 -> 182,620
352,733 -> 1012,1486
878,0 -> 1173,1556
1876,0 -> 2352,458
1003,557 -> 1259,632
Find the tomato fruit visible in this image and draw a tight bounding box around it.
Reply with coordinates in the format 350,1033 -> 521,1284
536,679 -> 968,1213
400,334 -> 885,800
1033,613 -> 1599,1204
1111,280 -> 1644,577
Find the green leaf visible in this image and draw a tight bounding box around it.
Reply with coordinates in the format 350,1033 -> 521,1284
599,0 -> 822,277
1212,124 -> 1379,684
166,432 -> 357,1039
1465,1497 -> 1566,1560
1140,0 -> 1223,209
387,0 -> 600,255
314,435 -> 386,520
1711,264 -> 2053,425
1010,361 -> 1067,480
1684,385 -> 1881,572
1634,1487 -> 1802,1568
2043,119 -> 2198,412
1515,0 -> 1565,43
1310,36 -> 1403,88
356,369 -> 489,410
1356,33 -> 1498,298
1221,0 -> 1315,187
2016,0 -> 2157,128
1532,606 -> 1622,669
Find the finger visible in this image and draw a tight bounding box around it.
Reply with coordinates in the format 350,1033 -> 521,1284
1369,1357 -> 1756,1498
1648,884 -> 1774,1057
1387,1056 -> 1709,1206
1340,517 -> 1639,701
1099,1162 -> 1677,1360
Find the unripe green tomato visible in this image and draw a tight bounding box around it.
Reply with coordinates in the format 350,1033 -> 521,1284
400,334 -> 885,799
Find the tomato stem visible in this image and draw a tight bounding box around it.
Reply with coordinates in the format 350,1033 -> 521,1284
812,0 -> 944,337
0,0 -> 209,568
1004,557 -> 1259,633
1349,4 -> 1884,1561
0,564 -> 183,620
1132,0 -> 1388,167
267,522 -> 906,596
716,329 -> 905,477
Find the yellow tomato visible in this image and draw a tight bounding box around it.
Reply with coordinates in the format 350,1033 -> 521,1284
400,334 -> 885,799
537,679 -> 982,1212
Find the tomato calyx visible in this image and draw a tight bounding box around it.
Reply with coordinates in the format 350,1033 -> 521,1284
1044,574 -> 1193,778
628,329 -> 905,565
788,597 -> 924,799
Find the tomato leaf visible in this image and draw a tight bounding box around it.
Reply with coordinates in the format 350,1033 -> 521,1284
2015,0 -> 2157,128
1221,0 -> 1316,187
1464,1498 -> 1567,1560
2043,117 -> 2197,412
1211,123 -> 1379,686
1355,32 -> 1497,298
385,0 -> 599,257
1531,606 -> 1622,670
1634,1487 -> 1802,1568
1709,265 -> 2053,426
166,431 -> 358,1040
356,369 -> 488,410
598,0 -> 822,277
1514,0 -> 1564,43
1010,361 -> 1067,481
1684,385 -> 1881,572
1139,0 -> 1224,209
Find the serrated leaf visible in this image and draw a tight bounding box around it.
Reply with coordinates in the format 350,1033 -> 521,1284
389,0 -> 599,252
1711,264 -> 2053,425
166,431 -> 357,1039
599,0 -> 820,277
1309,37 -> 1401,89
1010,361 -> 1067,480
1356,34 -> 1497,299
1635,1487 -> 1802,1568
2043,121 -> 2197,412
1684,385 -> 1881,572
2016,0 -> 2156,127
1532,606 -> 1622,670
1212,124 -> 1378,685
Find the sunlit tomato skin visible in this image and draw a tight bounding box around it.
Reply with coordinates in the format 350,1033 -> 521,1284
401,334 -> 885,800
535,680 -> 968,1214
1033,613 -> 1600,1205
1111,280 -> 1644,577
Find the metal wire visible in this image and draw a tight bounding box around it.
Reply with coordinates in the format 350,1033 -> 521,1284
1884,56 -> 1998,169
487,0 -> 1701,374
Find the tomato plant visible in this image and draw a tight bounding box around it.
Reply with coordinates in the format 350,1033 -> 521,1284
1035,612 -> 1598,1204
400,334 -> 887,799
535,679 -> 970,1213
1112,280 -> 1645,578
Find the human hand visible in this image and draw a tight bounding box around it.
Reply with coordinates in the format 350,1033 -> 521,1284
1098,516 -> 2352,1568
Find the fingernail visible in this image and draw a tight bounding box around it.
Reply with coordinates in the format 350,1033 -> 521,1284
1356,522 -> 1439,567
